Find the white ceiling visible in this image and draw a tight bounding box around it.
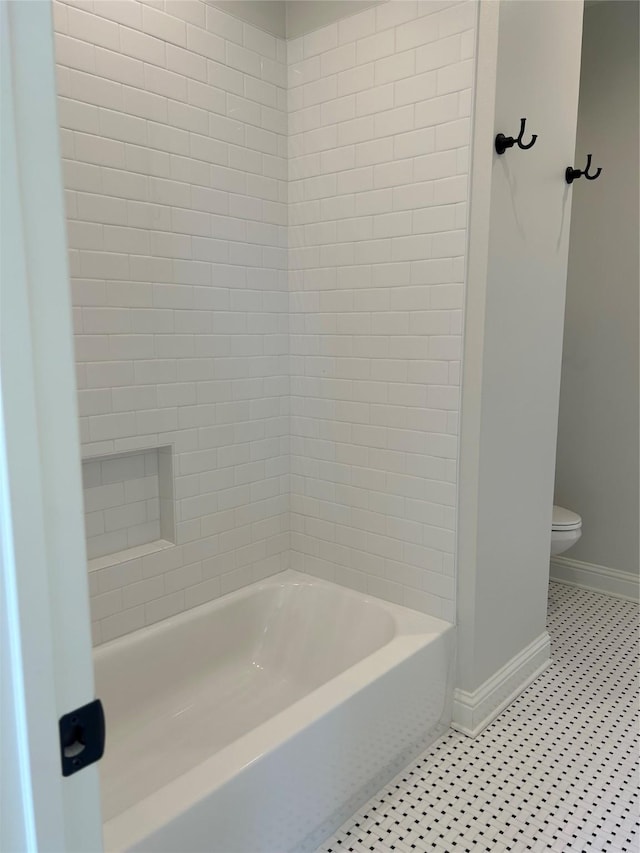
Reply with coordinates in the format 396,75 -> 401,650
210,0 -> 383,40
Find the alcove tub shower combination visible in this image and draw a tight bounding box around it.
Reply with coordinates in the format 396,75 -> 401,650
96,571 -> 453,852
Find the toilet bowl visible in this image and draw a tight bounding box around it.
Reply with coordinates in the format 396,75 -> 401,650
551,505 -> 582,556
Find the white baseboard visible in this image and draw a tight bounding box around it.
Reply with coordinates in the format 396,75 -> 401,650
452,632 -> 550,738
550,556 -> 639,602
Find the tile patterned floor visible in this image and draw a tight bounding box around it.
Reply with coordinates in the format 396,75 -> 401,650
318,583 -> 639,853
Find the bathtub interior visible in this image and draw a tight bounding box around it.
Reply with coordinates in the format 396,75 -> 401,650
95,573 -> 411,821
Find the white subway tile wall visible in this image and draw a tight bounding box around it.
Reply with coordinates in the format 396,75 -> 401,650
55,0 -> 476,641
288,1 -> 475,621
54,0 -> 290,645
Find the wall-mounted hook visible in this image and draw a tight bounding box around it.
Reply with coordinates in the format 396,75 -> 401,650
565,153 -> 602,184
495,117 -> 538,155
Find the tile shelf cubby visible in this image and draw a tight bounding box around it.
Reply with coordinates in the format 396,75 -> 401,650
82,445 -> 175,570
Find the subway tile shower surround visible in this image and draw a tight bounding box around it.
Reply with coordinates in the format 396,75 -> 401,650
287,2 -> 473,618
53,0 -> 476,643
54,0 -> 290,645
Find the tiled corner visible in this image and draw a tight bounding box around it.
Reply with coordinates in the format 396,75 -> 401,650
287,1 -> 475,618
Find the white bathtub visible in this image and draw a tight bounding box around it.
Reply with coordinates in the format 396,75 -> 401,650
96,570 -> 454,853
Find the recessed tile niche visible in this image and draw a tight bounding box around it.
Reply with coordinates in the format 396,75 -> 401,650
82,446 -> 175,569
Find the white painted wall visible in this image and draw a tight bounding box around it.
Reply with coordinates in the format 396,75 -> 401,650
555,0 -> 639,577
457,0 -> 584,702
212,2 -> 287,38
210,1 -> 381,40
288,0 -> 477,619
53,0 -> 289,644
286,1 -> 382,39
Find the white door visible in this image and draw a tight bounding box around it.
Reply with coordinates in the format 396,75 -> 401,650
1,2 -> 103,850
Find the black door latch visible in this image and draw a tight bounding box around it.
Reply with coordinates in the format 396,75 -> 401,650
59,699 -> 105,777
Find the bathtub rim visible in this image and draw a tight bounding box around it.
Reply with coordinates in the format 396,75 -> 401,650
94,568 -> 447,663
99,569 -> 453,852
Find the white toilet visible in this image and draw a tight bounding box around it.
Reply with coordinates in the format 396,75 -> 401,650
551,505 -> 582,556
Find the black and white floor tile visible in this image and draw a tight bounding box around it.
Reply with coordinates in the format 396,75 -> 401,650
318,583 -> 639,853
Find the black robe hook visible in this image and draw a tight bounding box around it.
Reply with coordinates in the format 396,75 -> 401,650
565,153 -> 602,184
495,117 -> 538,155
